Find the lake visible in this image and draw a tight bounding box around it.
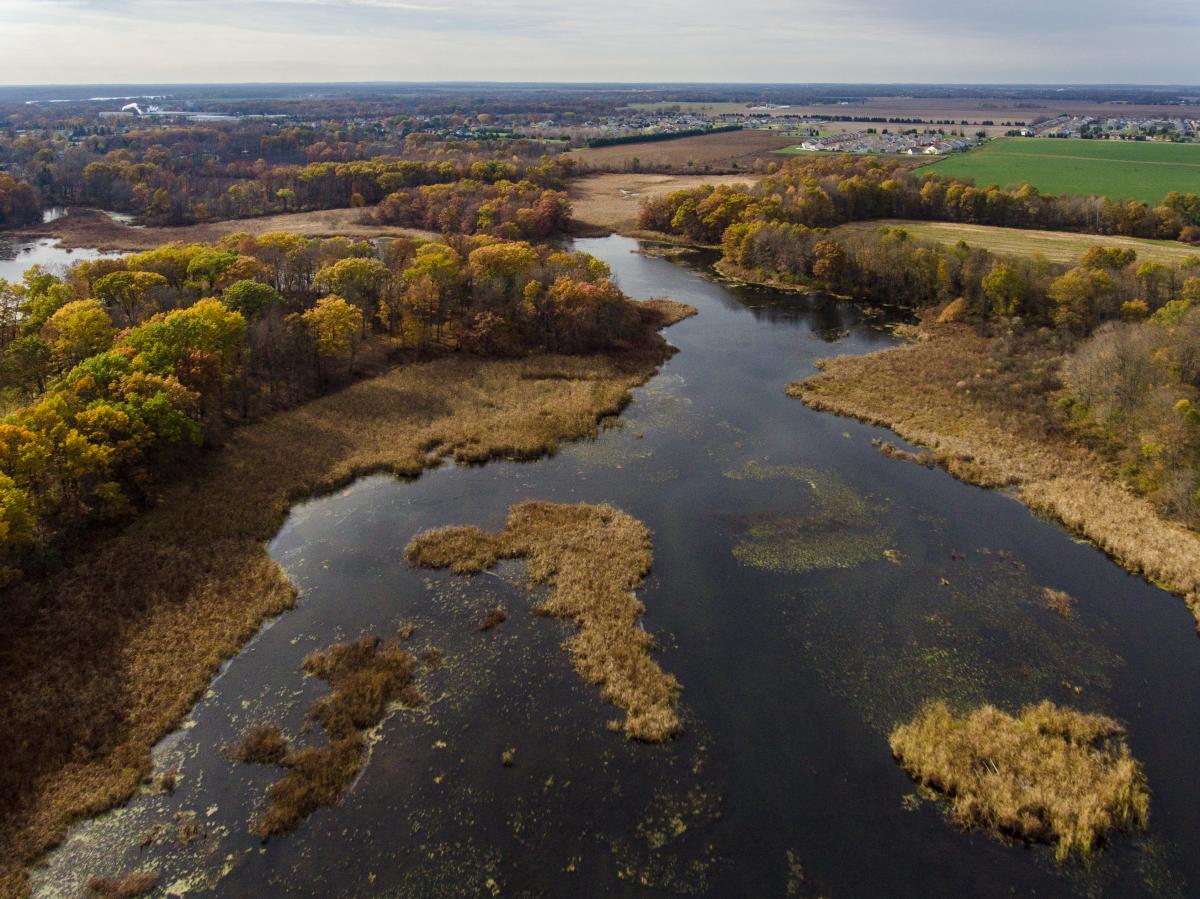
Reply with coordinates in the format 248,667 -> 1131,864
33,235 -> 1200,897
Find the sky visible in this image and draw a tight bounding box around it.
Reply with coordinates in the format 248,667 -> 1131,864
0,0 -> 1197,85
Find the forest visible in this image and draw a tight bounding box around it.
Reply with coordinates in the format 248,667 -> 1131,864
0,233 -> 655,582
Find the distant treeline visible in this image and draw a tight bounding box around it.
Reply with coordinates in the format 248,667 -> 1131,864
800,114 -> 1023,126
0,119 -> 578,226
584,125 -> 742,149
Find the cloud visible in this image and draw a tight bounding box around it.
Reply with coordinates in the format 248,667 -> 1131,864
0,0 -> 1196,84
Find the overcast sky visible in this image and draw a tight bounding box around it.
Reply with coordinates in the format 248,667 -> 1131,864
0,0 -> 1197,85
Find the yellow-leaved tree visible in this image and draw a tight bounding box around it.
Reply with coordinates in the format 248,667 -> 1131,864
301,295 -> 364,379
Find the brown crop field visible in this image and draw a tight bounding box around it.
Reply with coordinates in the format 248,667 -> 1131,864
569,172 -> 761,234
573,129 -> 797,173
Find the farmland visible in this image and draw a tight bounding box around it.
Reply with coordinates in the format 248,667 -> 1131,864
832,219 -> 1200,266
569,172 -> 760,233
923,138 -> 1200,204
572,129 -> 796,173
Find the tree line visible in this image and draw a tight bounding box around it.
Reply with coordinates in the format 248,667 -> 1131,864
0,233 -> 656,580
372,179 -> 570,239
639,156 -> 1200,244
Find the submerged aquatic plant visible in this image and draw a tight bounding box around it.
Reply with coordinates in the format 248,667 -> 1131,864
724,462 -> 893,574
406,501 -> 681,742
890,700 -> 1149,862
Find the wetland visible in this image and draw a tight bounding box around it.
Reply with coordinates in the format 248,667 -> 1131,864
29,236 -> 1200,897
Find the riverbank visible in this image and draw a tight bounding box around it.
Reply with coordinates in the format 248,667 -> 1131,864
0,302 -> 692,897
788,320 -> 1200,627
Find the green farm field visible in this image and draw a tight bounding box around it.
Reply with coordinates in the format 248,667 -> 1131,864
924,138 -> 1200,204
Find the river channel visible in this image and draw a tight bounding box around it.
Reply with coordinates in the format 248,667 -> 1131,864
32,235 -> 1200,897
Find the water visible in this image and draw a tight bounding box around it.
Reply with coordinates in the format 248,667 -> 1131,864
33,236 -> 1200,897
0,237 -> 118,283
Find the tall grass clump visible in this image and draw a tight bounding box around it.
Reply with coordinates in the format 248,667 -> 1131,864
890,700 -> 1149,861
246,636 -> 421,839
406,501 -> 681,742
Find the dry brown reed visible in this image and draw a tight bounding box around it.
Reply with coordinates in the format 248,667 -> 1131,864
1042,588 -> 1077,618
406,501 -> 681,742
788,321 -> 1200,627
479,607 -> 508,631
872,439 -> 935,468
254,636 -> 419,839
232,724 -> 290,766
0,304 -> 690,895
890,700 -> 1149,861
85,872 -> 159,899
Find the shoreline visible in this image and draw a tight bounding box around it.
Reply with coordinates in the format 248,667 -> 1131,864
0,303 -> 693,897
786,321 -> 1200,629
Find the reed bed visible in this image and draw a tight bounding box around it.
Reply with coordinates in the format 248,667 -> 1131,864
85,872 -> 159,899
250,637 -> 421,839
890,700 -> 1149,861
406,501 -> 681,742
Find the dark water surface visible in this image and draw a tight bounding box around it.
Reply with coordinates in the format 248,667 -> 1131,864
35,236 -> 1200,897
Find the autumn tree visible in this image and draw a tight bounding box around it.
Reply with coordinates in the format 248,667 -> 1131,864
41,299 -> 115,370
222,280 -> 284,319
981,262 -> 1032,318
92,270 -> 170,327
1048,267 -> 1117,334
301,295 -> 363,378
313,257 -> 390,325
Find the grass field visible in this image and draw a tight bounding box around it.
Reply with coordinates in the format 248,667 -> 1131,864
832,219 -> 1200,266
924,138 -> 1200,204
568,173 -> 759,234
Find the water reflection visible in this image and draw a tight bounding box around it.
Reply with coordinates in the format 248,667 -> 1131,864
0,237 -> 118,282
